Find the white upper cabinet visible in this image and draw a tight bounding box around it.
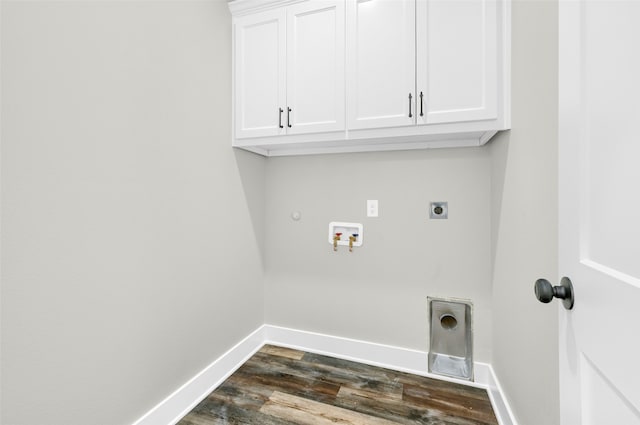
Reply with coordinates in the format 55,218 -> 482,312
287,1 -> 345,134
230,0 -> 510,156
234,9 -> 286,139
233,0 -> 345,140
416,0 -> 498,124
346,0 -> 415,130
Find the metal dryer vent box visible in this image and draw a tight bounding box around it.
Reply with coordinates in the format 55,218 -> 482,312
428,297 -> 473,381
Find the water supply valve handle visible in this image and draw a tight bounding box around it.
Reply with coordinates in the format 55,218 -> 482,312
333,233 -> 343,252
348,234 -> 358,252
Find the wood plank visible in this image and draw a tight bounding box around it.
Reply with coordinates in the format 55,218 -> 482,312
337,385 -> 403,402
402,383 -> 498,424
397,374 -> 490,402
238,353 -> 402,400
259,344 -> 306,360
180,395 -> 298,425
289,352 -> 405,395
204,380 -> 272,412
260,391 -> 403,425
228,369 -> 340,405
335,385 -> 487,425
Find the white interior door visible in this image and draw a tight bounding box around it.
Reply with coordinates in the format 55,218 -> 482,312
559,0 -> 640,424
286,0 -> 345,135
346,0 -> 415,130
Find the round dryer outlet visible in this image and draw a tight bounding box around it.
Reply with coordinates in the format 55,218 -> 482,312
430,202 -> 448,219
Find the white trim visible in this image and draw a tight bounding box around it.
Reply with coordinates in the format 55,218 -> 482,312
237,137 -> 484,157
500,0 -> 512,129
232,145 -> 269,156
232,128 -> 500,157
132,324 -> 517,425
131,326 -> 266,425
480,130 -> 499,145
229,0 -> 305,16
485,365 -> 519,425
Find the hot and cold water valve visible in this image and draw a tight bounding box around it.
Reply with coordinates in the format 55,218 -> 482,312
329,222 -> 363,252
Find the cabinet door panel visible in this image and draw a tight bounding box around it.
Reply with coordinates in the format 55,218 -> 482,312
417,0 -> 497,124
287,0 -> 345,134
347,0 -> 416,130
234,10 -> 286,139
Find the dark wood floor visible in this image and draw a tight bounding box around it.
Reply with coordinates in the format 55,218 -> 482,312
178,345 -> 498,425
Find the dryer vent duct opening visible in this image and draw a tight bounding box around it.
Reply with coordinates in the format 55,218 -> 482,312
428,298 -> 473,381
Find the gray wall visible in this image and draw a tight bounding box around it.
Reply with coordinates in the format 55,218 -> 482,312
265,148 -> 494,362
490,0 -> 559,424
0,2 -> 265,425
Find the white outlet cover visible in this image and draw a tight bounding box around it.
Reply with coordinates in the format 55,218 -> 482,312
367,200 -> 378,217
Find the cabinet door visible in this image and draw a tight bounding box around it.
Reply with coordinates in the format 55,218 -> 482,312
234,9 -> 286,139
416,0 -> 498,124
347,0 -> 416,130
286,0 -> 345,134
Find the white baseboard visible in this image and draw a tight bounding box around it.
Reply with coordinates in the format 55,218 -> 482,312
485,364 -> 519,425
132,324 -> 517,425
264,324 -> 432,379
131,325 -> 266,425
